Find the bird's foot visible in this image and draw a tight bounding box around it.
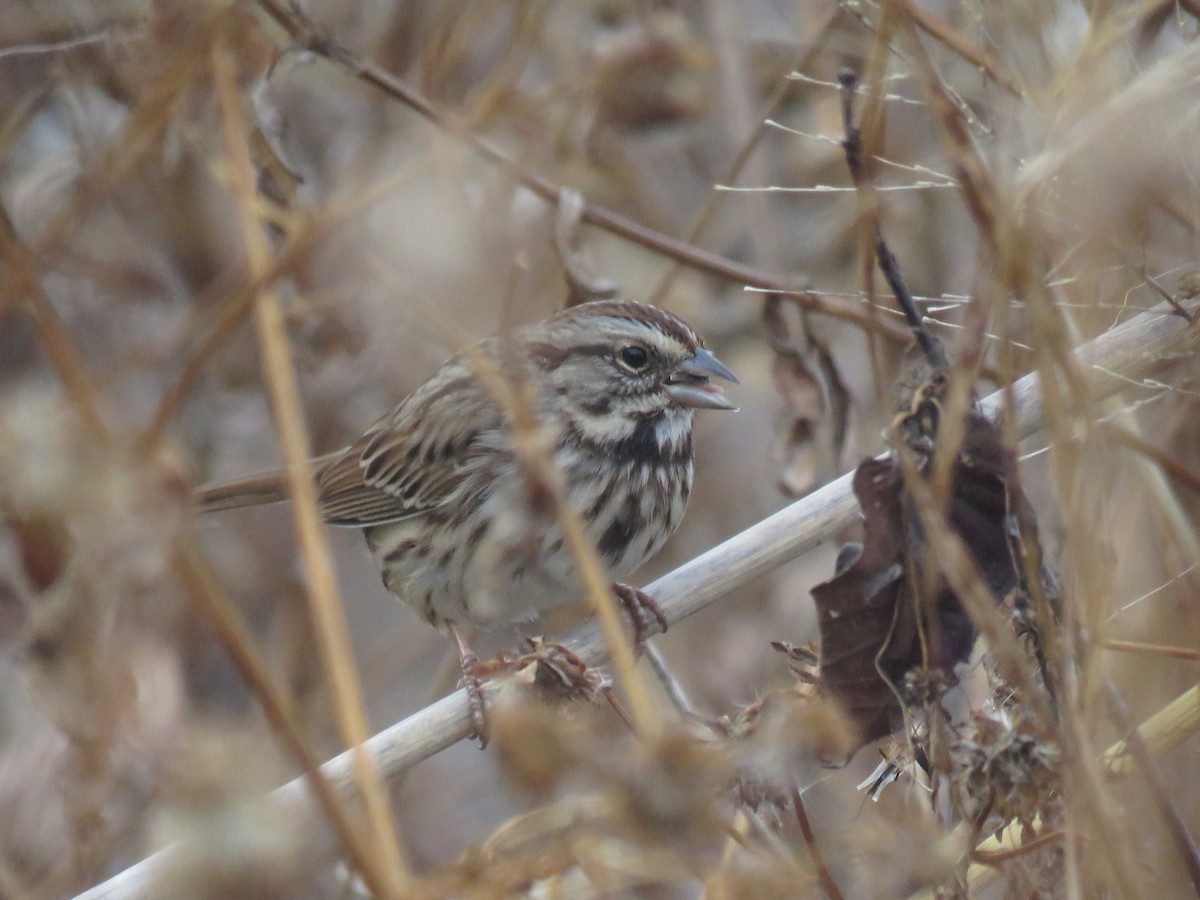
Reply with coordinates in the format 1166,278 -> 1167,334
611,582 -> 668,651
450,625 -> 491,748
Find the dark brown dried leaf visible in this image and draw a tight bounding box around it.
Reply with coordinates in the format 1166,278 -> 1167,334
811,379 -> 1044,763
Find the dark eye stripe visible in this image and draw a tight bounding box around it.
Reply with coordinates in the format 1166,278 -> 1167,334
529,341 -> 612,370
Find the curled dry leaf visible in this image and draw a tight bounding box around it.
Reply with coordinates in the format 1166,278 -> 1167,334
770,352 -> 827,496
764,296 -> 849,497
811,374 -> 1047,763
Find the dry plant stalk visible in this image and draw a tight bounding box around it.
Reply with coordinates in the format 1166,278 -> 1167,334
209,35 -> 411,894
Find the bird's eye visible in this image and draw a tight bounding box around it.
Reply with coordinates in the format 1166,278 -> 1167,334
618,345 -> 650,371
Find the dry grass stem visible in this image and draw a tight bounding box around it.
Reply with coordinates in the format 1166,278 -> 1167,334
170,541 -> 386,895
210,37 -> 410,893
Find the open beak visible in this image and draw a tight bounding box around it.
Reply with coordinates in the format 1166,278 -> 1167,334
665,347 -> 738,411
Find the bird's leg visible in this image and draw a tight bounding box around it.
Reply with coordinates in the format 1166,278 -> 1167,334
449,623 -> 490,748
611,582 -> 668,650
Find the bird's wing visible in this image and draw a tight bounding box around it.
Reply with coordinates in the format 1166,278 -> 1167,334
316,361 -> 504,527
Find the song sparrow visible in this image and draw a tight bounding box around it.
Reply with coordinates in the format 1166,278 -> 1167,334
198,300 -> 735,698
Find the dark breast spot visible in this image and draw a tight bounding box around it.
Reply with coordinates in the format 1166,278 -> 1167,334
587,482 -> 615,520
598,492 -> 642,562
582,396 -> 611,416
611,414 -> 664,465
382,539 -> 417,564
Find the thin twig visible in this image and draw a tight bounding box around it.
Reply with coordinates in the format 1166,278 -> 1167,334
905,2 -> 1023,98
1102,640 -> 1200,662
1104,422 -> 1200,496
0,15 -> 215,320
647,8 -> 839,307
141,146 -> 440,451
0,26 -> 142,60
0,206 -> 114,445
73,300 -> 1200,900
970,829 -> 1063,866
642,642 -> 701,721
1140,266 -> 1197,324
1102,685 -> 1200,778
956,685 -> 1200,897
838,68 -> 947,370
171,542 -> 389,897
0,62 -> 396,895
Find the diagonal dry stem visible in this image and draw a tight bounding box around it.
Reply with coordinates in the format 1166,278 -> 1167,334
140,148 -> 441,451
0,13 -> 216,321
170,541 -> 392,897
0,43 -> 401,892
210,36 -> 411,895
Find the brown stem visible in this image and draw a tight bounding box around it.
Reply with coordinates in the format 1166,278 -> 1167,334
212,36 -> 411,894
172,542 -> 390,898
792,787 -> 845,900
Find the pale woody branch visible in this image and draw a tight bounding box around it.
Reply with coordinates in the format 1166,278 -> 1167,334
76,299 -> 1199,900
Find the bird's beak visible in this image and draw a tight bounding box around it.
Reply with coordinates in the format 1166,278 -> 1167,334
665,347 -> 738,411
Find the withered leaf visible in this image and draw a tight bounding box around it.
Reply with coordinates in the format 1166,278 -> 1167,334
811,457 -> 909,758
763,295 -> 850,497
811,384 -> 1040,764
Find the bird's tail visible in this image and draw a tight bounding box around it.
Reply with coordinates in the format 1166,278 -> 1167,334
194,470 -> 290,513
195,451 -> 342,514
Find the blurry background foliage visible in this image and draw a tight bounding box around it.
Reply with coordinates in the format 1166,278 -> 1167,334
1,0 -> 1199,897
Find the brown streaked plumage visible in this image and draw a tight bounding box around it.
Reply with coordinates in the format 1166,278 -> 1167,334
197,300 -> 736,634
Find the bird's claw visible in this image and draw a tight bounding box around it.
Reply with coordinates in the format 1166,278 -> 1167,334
450,625 -> 491,747
611,582 -> 668,650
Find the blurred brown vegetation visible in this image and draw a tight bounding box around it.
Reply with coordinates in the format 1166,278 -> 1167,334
1,0 -> 1199,897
